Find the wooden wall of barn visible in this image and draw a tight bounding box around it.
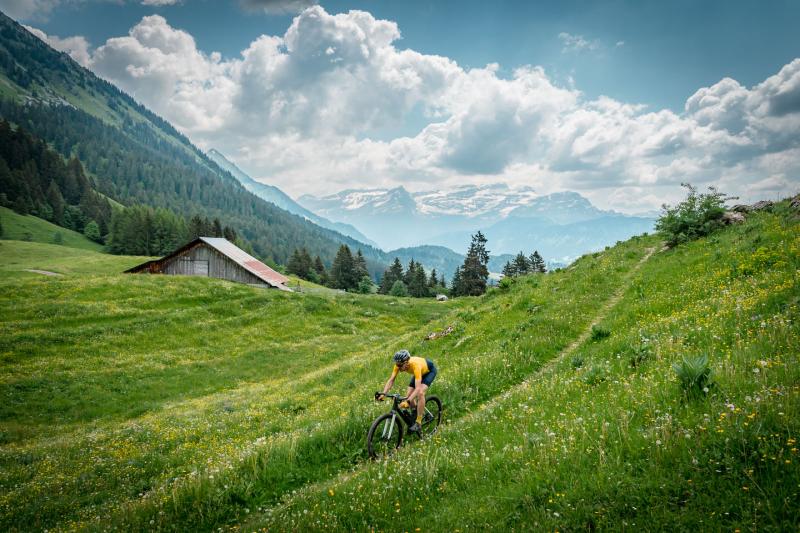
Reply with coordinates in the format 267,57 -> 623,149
162,243 -> 269,287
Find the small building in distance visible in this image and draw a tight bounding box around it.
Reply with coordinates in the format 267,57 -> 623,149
126,237 -> 292,291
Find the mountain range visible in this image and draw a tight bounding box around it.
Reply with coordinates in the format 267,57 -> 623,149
300,186 -> 656,262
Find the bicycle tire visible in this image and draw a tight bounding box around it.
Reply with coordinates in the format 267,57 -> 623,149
418,395 -> 442,438
367,412 -> 404,459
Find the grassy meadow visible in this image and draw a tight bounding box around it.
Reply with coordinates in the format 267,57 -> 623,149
0,201 -> 798,531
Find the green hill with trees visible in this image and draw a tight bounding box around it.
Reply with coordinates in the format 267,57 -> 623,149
0,11 -> 390,274
0,195 -> 797,531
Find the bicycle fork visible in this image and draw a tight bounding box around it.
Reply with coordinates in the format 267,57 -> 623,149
382,413 -> 397,440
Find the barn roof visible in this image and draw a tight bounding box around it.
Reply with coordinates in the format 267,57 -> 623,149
125,237 -> 291,290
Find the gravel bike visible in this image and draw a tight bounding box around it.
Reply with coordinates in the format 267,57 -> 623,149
367,392 -> 442,459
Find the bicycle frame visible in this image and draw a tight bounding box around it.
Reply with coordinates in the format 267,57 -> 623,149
379,393 -> 433,434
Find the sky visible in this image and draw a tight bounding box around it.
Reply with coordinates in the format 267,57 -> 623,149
3,0 -> 800,212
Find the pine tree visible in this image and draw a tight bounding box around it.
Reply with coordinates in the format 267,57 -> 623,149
530,250 -> 546,273
428,268 -> 438,289
313,255 -> 328,285
409,262 -> 429,297
502,261 -> 515,278
455,231 -> 490,296
354,249 -> 369,282
45,181 -> 65,225
513,251 -> 531,275
330,244 -> 356,290
83,219 -> 102,243
451,266 -> 463,296
380,257 -> 404,294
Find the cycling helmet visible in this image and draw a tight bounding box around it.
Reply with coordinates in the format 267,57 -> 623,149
393,349 -> 411,365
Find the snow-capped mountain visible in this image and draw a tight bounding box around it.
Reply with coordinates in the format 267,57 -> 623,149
300,183 -> 539,220
299,184 -> 656,261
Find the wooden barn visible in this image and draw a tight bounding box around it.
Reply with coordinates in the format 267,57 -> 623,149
125,237 -> 292,291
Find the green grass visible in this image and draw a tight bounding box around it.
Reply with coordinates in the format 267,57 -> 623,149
244,203 -> 800,532
0,202 -> 798,532
0,240 -> 147,278
0,206 -> 103,252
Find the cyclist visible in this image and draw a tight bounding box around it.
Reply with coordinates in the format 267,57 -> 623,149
376,349 -> 437,432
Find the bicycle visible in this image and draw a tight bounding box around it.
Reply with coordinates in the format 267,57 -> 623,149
367,392 -> 442,459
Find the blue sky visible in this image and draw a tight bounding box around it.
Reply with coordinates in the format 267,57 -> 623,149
3,0 -> 800,211
17,0 -> 800,112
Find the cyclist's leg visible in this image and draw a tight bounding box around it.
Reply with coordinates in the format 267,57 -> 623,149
415,383 -> 429,423
407,377 -> 416,408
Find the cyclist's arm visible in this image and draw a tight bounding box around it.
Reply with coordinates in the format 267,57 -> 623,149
380,366 -> 400,395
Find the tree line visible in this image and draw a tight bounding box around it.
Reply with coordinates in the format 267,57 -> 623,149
501,250 -> 547,278
0,118 -> 112,242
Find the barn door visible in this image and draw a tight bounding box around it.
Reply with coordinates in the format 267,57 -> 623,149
193,260 -> 209,276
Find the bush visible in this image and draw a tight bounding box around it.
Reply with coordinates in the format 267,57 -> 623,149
582,366 -> 607,386
389,280 -> 408,297
499,277 -> 515,290
356,275 -> 375,294
590,325 -> 611,341
656,183 -> 735,247
629,343 -> 651,368
570,355 -> 584,370
52,232 -> 63,245
672,354 -> 714,399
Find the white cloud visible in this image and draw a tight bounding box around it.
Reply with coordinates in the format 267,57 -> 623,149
0,0 -> 62,20
141,0 -> 182,5
29,6 -> 800,211
24,25 -> 91,66
239,0 -> 318,14
558,32 -> 600,53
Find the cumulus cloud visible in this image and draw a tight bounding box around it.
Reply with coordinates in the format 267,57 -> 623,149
239,0 -> 318,14
30,6 -> 800,210
24,25 -> 91,66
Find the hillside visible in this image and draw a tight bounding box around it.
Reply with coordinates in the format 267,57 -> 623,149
0,11 -> 388,272
0,200 -> 797,531
0,205 -> 102,251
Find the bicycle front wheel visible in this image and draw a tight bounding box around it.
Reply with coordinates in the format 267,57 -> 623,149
367,412 -> 404,459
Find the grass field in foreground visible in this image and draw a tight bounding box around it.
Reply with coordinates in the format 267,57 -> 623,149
1,202 -> 798,532
0,231 -> 654,531
245,203 -> 800,532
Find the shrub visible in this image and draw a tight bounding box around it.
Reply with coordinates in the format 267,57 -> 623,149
499,277 -> 515,290
629,343 -> 652,368
590,325 -> 611,341
582,366 -> 607,386
52,232 -> 63,245
672,354 -> 714,399
389,280 -> 408,297
656,183 -> 736,247
570,355 -> 584,370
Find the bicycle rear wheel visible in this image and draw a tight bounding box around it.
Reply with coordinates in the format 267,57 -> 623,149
418,395 -> 442,438
367,412 -> 404,459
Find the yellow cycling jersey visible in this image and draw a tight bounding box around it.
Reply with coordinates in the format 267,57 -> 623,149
391,356 -> 430,382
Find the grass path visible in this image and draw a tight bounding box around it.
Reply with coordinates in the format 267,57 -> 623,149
444,246 -> 657,430
236,246 -> 659,530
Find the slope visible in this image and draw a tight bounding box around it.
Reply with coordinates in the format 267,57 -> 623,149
247,203 -> 800,531
0,206 -> 101,251
0,228 -> 656,531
